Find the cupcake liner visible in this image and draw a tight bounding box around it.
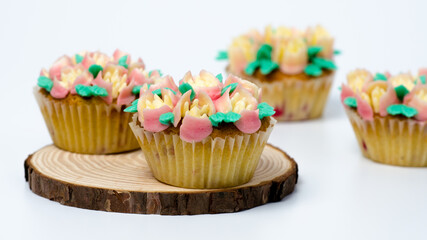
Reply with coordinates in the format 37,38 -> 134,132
34,88 -> 139,154
129,115 -> 276,189
345,108 -> 427,167
246,73 -> 334,121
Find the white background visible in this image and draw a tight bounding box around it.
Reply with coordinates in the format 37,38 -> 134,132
1,0 -> 427,239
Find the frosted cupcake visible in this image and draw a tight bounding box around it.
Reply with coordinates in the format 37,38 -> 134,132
127,70 -> 276,188
35,49 -> 161,154
341,69 -> 427,167
218,25 -> 338,121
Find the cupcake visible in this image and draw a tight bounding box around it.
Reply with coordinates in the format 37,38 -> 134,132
218,25 -> 338,121
35,49 -> 162,154
127,70 -> 276,188
341,68 -> 427,167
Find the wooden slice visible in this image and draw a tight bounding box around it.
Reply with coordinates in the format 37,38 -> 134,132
24,144 -> 298,215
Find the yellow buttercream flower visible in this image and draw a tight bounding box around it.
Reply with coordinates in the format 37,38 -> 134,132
103,67 -> 127,98
389,73 -> 415,91
60,67 -> 83,88
347,69 -> 372,92
306,25 -> 334,58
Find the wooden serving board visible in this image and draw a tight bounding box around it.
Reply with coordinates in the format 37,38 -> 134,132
24,144 -> 298,215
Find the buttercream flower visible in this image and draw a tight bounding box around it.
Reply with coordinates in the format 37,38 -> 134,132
404,85 -> 427,121
389,73 -> 415,91
224,75 -> 261,101
150,75 -> 178,93
363,81 -> 399,116
346,69 -> 373,93
137,91 -> 174,132
228,36 -> 256,74
49,55 -> 73,80
277,38 -> 308,75
102,64 -> 128,99
306,25 -> 334,59
181,70 -> 223,100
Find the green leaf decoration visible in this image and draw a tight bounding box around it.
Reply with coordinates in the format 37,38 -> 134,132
259,59 -> 279,75
224,112 -> 241,122
304,64 -> 322,77
75,84 -> 108,97
221,82 -> 238,96
37,76 -> 53,92
131,99 -> 139,106
308,46 -> 323,59
75,54 -> 84,64
344,97 -> 357,108
312,57 -> 336,70
216,73 -> 223,83
90,85 -> 108,97
216,51 -> 228,60
394,85 -> 409,102
132,85 -> 142,95
124,105 -> 138,113
244,44 -> 279,76
178,83 -> 196,100
118,55 -> 128,69
418,75 -> 426,84
257,102 -> 275,119
148,69 -> 163,77
152,89 -> 162,97
209,112 -> 226,127
387,104 -> 418,118
244,61 -> 260,75
374,73 -> 387,81
159,112 -> 174,125
88,64 -> 103,78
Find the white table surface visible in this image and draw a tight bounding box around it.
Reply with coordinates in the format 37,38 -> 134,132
1,0 -> 427,239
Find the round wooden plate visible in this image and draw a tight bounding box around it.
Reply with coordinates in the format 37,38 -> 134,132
24,144 -> 298,215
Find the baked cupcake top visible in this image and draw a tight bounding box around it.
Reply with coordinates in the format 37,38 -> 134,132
218,25 -> 338,78
37,49 -> 161,106
341,69 -> 427,121
125,70 -> 276,142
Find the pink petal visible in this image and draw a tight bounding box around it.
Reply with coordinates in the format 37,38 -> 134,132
149,70 -> 161,78
81,55 -> 95,69
113,49 -> 130,63
406,96 -> 427,121
172,91 -> 191,127
180,116 -> 213,142
92,72 -> 113,104
49,55 -> 72,80
340,84 -> 355,103
214,88 -> 232,113
150,75 -> 178,92
379,83 -> 399,117
142,105 -> 172,132
234,109 -> 261,134
128,68 -> 149,85
50,80 -> 69,99
117,81 -> 136,106
356,94 -> 373,120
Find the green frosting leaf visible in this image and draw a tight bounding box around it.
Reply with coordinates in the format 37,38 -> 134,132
124,105 -> 138,113
244,61 -> 260,75
387,104 -> 418,118
37,76 -> 53,92
131,99 -> 139,106
209,112 -> 226,127
257,102 -> 275,119
88,64 -> 103,78
221,82 -> 238,96
259,59 -> 279,75
159,112 -> 174,125
256,44 -> 273,60
419,75 -> 426,84
308,46 -> 323,59
118,55 -> 128,69
394,85 -> 409,101
344,97 -> 357,108
179,83 -> 196,100
132,85 -> 142,95
374,73 -> 387,81
75,54 -> 84,64
224,112 -> 241,122
304,64 -> 322,77
312,57 -> 336,70
75,84 -> 108,97
216,73 -> 223,83
216,51 -> 228,60
152,89 -> 162,97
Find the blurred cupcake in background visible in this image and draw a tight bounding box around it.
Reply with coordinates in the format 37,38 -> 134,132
127,70 -> 276,188
218,25 -> 339,121
35,49 -> 161,154
341,68 -> 427,167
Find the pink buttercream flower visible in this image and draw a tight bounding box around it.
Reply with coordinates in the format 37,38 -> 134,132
278,38 -> 308,75
113,49 -> 131,64
70,71 -> 92,95
355,94 -> 374,120
49,55 -> 73,80
224,74 -> 261,101
50,79 -> 69,99
181,70 -> 223,100
150,75 -> 178,93
137,91 -> 173,132
234,109 -> 261,134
